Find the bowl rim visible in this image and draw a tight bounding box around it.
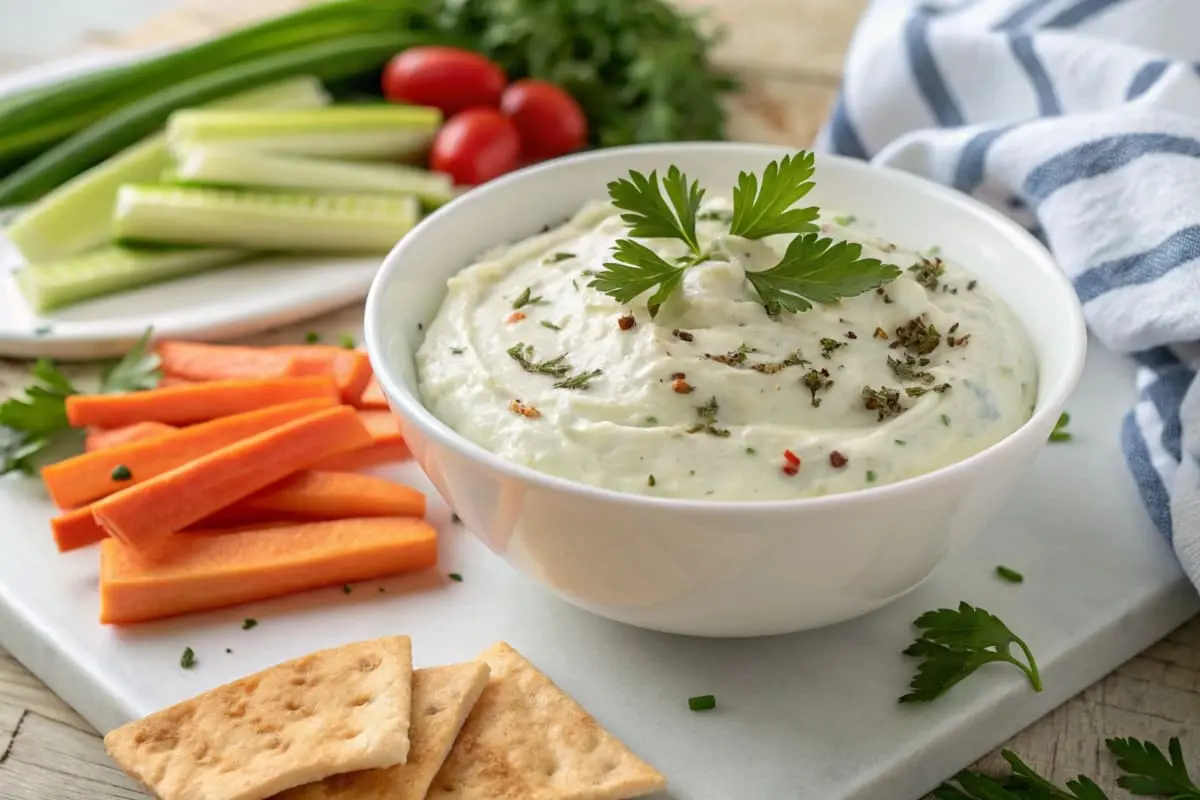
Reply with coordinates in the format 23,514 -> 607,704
365,141 -> 1088,514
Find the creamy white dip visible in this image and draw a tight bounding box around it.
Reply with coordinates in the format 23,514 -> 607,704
416,200 -> 1038,500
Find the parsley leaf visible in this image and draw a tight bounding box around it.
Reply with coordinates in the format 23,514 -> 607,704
899,602 -> 1041,703
607,166 -> 704,255
1108,737 -> 1200,797
1049,411 -> 1072,443
589,238 -> 687,318
729,151 -> 820,239
0,327 -> 160,476
746,233 -> 902,315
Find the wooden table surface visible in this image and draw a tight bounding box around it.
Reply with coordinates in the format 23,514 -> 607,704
2,1 -> 1199,797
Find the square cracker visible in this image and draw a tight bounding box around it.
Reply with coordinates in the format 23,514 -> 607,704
273,661 -> 491,800
104,636 -> 413,800
426,642 -> 667,799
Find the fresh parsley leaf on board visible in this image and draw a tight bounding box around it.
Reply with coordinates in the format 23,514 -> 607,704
1108,736 -> 1200,797
0,328 -> 160,475
745,233 -> 901,315
729,151 -> 820,240
590,239 -> 687,318
608,166 -> 704,255
900,602 -> 1041,703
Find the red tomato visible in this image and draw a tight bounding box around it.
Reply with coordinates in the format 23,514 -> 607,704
382,47 -> 506,116
431,109 -> 521,186
500,79 -> 588,160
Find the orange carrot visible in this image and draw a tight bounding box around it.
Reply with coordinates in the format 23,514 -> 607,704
270,345 -> 372,403
358,409 -> 403,444
156,341 -> 300,381
355,376 -> 389,409
313,441 -> 411,472
65,376 -> 339,428
51,471 -> 425,552
85,422 -> 177,453
157,375 -> 196,387
42,398 -> 335,509
99,517 -> 438,624
91,407 -> 373,558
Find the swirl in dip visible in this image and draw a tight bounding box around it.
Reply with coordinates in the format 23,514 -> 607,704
416,199 -> 1038,500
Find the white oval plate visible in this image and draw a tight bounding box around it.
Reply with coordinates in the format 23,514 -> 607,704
0,50 -> 381,360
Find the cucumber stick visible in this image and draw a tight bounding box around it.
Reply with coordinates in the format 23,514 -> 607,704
114,185 -> 421,253
16,245 -> 250,312
167,106 -> 441,160
6,76 -> 331,263
171,145 -> 455,208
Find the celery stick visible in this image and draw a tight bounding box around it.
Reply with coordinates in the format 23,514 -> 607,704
16,245 -> 251,312
6,76 -> 331,263
113,185 -> 421,253
166,106 -> 442,160
172,145 -> 455,208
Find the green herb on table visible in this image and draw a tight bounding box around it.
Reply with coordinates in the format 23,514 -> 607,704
900,601 -> 1041,703
448,572 -> 463,583
995,565 -> 1024,584
241,618 -> 258,630
304,331 -> 320,344
688,694 -> 716,711
111,464 -> 132,482
609,165 -> 704,256
0,327 -> 159,476
180,647 -> 196,669
906,383 -> 950,398
1050,411 -> 1072,442
339,334 -> 356,349
512,286 -> 547,310
507,343 -> 571,378
729,151 -> 819,239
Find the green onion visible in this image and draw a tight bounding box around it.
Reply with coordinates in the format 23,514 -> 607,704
995,566 -> 1024,584
688,694 -> 716,711
448,572 -> 464,582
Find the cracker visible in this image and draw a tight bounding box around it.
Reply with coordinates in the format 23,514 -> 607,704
427,642 -> 667,799
104,636 -> 413,800
273,661 -> 491,800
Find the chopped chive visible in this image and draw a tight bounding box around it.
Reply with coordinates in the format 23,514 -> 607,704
241,618 -> 258,630
940,414 -> 951,427
450,346 -> 465,355
745,447 -> 756,455
688,694 -> 716,711
866,470 -> 877,483
180,647 -> 196,669
1049,411 -> 1072,442
541,320 -> 562,331
548,252 -> 575,262
894,439 -> 906,446
995,565 -> 1024,584
111,464 -> 132,481
448,572 -> 464,582
304,331 -> 320,343
339,334 -> 356,349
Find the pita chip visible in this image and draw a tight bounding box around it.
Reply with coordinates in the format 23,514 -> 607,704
273,661 -> 490,800
104,635 -> 413,800
426,641 -> 667,799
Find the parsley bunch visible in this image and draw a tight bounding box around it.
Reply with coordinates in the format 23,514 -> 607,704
938,737 -> 1200,799
0,328 -> 160,475
589,151 -> 901,317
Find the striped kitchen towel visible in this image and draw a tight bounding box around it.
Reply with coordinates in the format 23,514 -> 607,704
816,0 -> 1200,585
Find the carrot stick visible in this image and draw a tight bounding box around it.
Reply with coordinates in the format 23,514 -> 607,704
51,471 -> 425,552
156,375 -> 196,388
65,376 -> 339,428
358,409 -> 403,444
43,398 -> 335,509
99,517 -> 438,624
355,376 -> 389,410
156,341 -> 300,381
91,407 -> 373,558
313,441 -> 411,472
270,345 -> 372,403
85,422 -> 177,453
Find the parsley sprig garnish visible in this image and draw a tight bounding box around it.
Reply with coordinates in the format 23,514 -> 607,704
900,602 -> 1041,703
589,151 -> 900,318
937,737 -> 1200,799
0,328 -> 160,475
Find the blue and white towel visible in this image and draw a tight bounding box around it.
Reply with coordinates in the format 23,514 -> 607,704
816,0 -> 1200,586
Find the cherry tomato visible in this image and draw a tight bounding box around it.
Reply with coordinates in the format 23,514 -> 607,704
431,109 -> 521,186
499,79 -> 588,160
382,47 -> 506,116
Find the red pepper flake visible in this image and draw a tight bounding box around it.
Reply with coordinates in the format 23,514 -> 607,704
782,463 -> 799,476
829,451 -> 848,468
508,399 -> 542,419
506,311 -> 526,324
618,314 -> 636,331
672,377 -> 694,394
783,449 -> 801,467
845,331 -> 858,340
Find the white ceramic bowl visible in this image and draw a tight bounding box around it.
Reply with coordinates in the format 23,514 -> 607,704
364,143 -> 1087,638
